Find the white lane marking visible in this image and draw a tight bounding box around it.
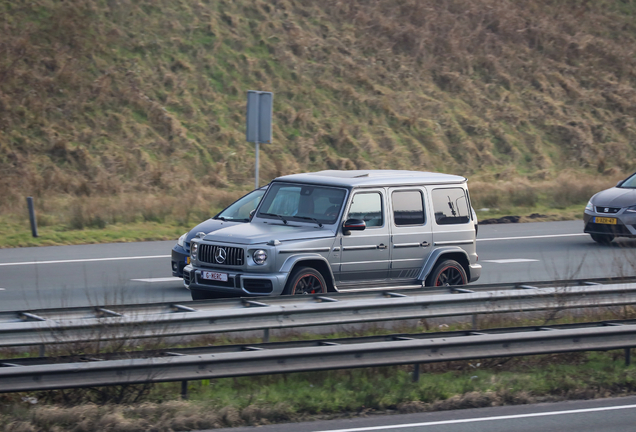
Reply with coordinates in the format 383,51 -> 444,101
478,233 -> 587,242
131,277 -> 182,283
481,259 -> 540,264
0,233 -> 587,267
0,255 -> 170,267
313,403 -> 636,432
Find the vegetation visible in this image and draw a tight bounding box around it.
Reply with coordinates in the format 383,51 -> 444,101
2,0 -> 636,245
1,351 -> 636,430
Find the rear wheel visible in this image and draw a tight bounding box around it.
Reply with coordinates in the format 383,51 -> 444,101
591,233 -> 614,244
427,259 -> 468,287
284,267 -> 327,295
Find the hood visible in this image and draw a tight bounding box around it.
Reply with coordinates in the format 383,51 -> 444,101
186,218 -> 243,242
202,221 -> 336,245
591,187 -> 636,208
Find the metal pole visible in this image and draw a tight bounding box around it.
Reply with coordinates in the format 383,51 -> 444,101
181,380 -> 188,399
255,141 -> 260,189
412,363 -> 420,382
263,328 -> 270,343
626,348 -> 631,366
26,197 -> 38,237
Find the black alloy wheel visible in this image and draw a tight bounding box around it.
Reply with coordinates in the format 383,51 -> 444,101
428,259 -> 468,287
285,267 -> 327,295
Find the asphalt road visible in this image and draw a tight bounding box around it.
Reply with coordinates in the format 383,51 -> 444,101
208,396 -> 636,432
1,220 -> 636,311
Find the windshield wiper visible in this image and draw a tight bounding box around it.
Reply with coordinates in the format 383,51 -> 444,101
295,216 -> 323,228
260,212 -> 288,225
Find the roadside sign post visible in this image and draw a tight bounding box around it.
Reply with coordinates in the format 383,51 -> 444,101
246,90 -> 273,189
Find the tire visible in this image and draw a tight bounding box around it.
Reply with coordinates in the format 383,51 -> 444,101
427,259 -> 468,287
590,233 -> 614,245
284,267 -> 327,295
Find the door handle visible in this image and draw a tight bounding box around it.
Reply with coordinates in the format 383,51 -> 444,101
421,241 -> 430,247
378,244 -> 387,250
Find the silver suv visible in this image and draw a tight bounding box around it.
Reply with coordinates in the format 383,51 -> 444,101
183,170 -> 480,299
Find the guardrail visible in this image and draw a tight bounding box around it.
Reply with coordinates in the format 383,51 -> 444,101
2,279 -> 636,350
1,320 -> 635,393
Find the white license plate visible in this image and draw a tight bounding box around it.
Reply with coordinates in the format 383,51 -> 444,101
201,271 -> 228,282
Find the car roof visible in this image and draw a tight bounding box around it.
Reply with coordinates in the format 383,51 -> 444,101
272,170 -> 467,188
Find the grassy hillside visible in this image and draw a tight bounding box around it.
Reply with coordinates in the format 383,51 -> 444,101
1,0 -> 636,234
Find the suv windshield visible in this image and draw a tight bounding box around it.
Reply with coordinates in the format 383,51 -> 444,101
216,189 -> 266,221
257,183 -> 347,224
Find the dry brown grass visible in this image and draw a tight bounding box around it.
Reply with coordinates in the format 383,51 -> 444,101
1,0 -> 636,221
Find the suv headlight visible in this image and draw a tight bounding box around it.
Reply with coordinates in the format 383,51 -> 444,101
191,242 -> 198,260
585,200 -> 594,212
177,233 -> 187,248
626,205 -> 636,213
253,249 -> 268,265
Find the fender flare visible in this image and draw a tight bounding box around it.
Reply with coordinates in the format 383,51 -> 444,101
279,254 -> 337,289
417,247 -> 470,283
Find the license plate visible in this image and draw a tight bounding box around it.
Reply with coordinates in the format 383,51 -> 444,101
201,271 -> 228,282
595,217 -> 617,225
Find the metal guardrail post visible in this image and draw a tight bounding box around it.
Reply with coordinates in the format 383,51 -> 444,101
181,381 -> 188,399
26,197 -> 38,238
263,328 -> 270,343
412,363 -> 420,382
626,348 -> 631,366
39,345 -> 45,357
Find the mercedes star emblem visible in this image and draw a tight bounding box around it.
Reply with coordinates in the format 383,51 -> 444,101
214,247 -> 227,264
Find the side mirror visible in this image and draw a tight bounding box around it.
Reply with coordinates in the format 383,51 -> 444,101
343,219 -> 366,235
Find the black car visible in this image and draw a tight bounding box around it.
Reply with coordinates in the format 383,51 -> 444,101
171,186 -> 267,277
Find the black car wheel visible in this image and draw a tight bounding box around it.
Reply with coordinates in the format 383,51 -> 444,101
427,259 -> 468,287
284,267 -> 327,295
590,233 -> 614,245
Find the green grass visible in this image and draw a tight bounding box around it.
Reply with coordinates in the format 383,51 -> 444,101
0,218 -> 184,248
1,351 -> 635,431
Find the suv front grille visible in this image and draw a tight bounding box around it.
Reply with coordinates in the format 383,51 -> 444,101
198,244 -> 245,266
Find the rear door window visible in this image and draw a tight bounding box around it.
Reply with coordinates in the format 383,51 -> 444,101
392,190 -> 425,226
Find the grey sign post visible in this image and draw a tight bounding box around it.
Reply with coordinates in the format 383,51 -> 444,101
246,90 -> 273,189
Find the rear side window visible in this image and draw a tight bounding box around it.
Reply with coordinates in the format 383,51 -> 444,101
432,188 -> 470,225
392,190 -> 425,226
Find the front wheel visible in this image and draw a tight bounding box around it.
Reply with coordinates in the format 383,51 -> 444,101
284,267 -> 327,295
427,259 -> 468,287
590,233 -> 614,245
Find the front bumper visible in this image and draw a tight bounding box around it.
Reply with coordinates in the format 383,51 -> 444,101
171,246 -> 190,278
583,211 -> 636,238
183,265 -> 288,297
